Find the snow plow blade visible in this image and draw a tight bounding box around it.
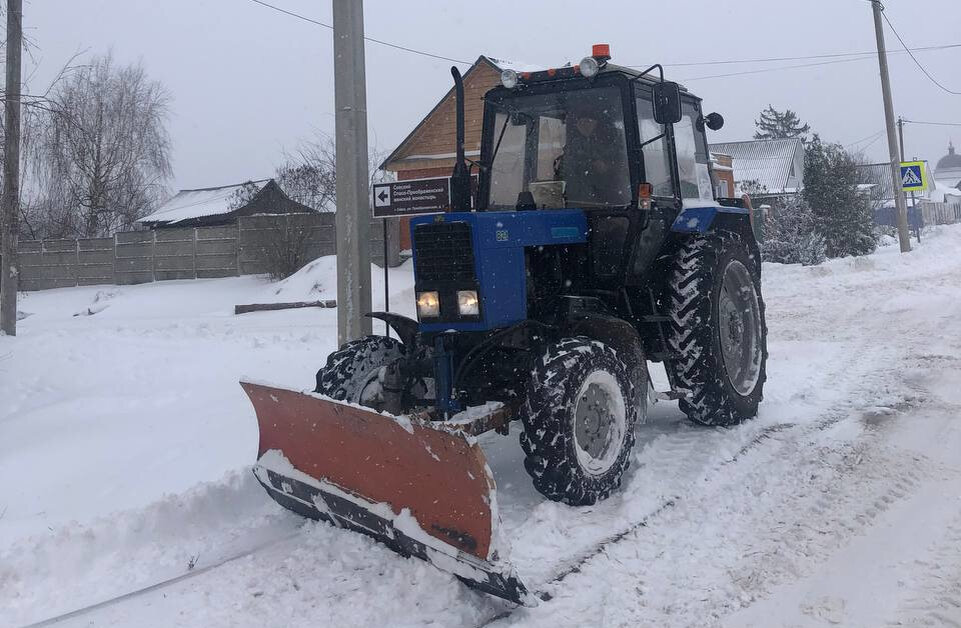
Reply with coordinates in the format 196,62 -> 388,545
241,381 -> 531,605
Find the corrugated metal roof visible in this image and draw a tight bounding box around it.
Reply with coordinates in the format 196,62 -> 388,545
709,138 -> 803,194
139,180 -> 269,225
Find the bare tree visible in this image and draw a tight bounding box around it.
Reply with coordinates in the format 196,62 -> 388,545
275,134 -> 337,212
274,132 -> 393,212
31,53 -> 172,237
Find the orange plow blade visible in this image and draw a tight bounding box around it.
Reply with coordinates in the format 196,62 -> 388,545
241,381 -> 531,605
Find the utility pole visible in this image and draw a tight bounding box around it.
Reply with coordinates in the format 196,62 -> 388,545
1,0 -> 23,335
871,0 -> 911,253
333,0 -> 372,345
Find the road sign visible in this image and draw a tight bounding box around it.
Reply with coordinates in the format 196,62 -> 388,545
900,161 -> 928,192
372,177 -> 451,218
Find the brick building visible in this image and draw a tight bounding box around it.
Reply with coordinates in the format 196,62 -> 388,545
381,56 -> 511,250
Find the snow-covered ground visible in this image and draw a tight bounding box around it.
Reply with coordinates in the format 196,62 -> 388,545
2,227 -> 961,627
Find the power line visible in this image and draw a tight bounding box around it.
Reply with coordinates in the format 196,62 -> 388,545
902,119 -> 961,127
682,55 -> 869,81
649,42 -> 961,68
881,10 -> 960,95
846,128 -> 886,149
247,0 -> 472,65
247,0 -> 961,86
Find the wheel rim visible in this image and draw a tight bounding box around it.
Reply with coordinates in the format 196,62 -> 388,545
573,370 -> 627,477
718,260 -> 763,396
354,367 -> 387,409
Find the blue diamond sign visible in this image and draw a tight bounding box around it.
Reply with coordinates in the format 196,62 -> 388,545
900,161 -> 928,193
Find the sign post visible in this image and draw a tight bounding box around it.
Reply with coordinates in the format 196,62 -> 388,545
371,175 -> 474,332
900,161 -> 928,242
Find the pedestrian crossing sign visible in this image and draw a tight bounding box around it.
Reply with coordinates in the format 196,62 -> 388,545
900,161 -> 927,192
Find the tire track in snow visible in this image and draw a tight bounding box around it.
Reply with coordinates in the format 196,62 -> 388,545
481,332 -> 911,627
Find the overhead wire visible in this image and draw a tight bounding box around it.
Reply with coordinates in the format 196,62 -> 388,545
644,42 -> 961,69
902,120 -> 961,127
880,9 -> 961,95
246,0 -> 472,65
246,0 -> 961,90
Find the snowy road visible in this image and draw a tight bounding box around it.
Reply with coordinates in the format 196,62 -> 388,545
3,228 -> 961,627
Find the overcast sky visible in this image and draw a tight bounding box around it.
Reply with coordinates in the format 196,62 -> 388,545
21,0 -> 961,191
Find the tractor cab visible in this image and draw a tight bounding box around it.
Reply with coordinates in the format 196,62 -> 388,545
478,45 -> 724,215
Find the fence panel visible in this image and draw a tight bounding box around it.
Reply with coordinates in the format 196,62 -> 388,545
16,211 -> 401,291
153,227 -> 196,281
78,238 -> 115,286
196,225 -> 239,278
18,241 -> 47,291
114,231 -> 155,285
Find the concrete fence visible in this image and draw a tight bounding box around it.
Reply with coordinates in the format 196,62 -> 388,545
15,213 -> 400,292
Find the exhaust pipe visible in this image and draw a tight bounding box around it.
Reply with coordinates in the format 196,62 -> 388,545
450,66 -> 471,212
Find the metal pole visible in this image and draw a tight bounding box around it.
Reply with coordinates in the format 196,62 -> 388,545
871,0 -> 911,253
383,219 -> 389,338
0,0 -> 23,336
333,0 -> 372,345
898,117 -> 920,242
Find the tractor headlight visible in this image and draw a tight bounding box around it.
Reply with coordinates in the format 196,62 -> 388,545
416,291 -> 440,319
457,290 -> 480,316
579,56 -> 600,78
500,69 -> 519,89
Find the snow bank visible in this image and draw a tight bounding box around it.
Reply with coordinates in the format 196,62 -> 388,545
0,469 -> 299,626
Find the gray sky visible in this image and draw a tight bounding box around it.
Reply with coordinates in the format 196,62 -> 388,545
23,0 -> 961,191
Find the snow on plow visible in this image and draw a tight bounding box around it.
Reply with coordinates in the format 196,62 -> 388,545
241,381 -> 531,605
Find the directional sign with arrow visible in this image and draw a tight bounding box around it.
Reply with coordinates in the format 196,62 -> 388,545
372,177 -> 451,218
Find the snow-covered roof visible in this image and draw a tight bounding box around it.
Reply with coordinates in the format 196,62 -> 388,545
485,56 -> 559,73
140,180 -> 269,225
931,181 -> 961,204
709,138 -> 804,194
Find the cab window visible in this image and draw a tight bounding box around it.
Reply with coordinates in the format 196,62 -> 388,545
675,101 -> 714,200
635,94 -> 674,198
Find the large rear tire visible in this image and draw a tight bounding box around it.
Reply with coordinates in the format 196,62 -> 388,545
666,232 -> 768,426
315,335 -> 406,411
520,338 -> 638,506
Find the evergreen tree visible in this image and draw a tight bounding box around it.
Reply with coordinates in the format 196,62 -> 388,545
802,135 -> 877,258
754,105 -> 811,142
762,197 -> 826,266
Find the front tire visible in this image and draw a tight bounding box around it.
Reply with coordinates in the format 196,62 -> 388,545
520,338 -> 638,506
314,335 -> 405,411
666,232 -> 768,426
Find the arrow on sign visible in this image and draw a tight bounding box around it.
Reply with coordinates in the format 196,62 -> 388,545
378,190 -> 389,203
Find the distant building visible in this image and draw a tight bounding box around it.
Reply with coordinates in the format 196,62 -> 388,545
138,179 -> 314,229
708,138 -> 805,203
933,142 -> 961,190
710,153 -> 736,198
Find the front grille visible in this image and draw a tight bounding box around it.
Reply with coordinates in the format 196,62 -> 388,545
413,222 -> 476,284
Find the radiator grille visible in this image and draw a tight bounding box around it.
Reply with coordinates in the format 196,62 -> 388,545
413,222 -> 476,284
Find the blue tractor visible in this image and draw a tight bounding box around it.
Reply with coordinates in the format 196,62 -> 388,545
244,45 -> 768,604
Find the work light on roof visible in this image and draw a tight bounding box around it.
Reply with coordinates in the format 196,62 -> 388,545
500,69 -> 519,89
579,56 -> 600,78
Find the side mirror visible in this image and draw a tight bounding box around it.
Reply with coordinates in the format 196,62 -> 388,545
705,112 -> 724,131
652,82 -> 682,125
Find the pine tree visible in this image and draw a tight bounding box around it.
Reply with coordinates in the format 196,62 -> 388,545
802,136 -> 877,258
754,105 -> 811,142
762,196 -> 826,266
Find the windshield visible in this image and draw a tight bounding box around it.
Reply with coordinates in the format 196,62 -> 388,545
487,86 -> 631,209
